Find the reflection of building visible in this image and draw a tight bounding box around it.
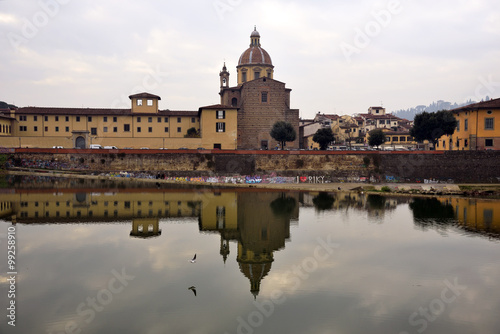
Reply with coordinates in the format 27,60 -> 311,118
0,189 -> 299,297
130,218 -> 162,238
439,197 -> 500,236
199,192 -> 298,297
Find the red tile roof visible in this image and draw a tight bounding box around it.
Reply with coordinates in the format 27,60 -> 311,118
16,107 -> 198,117
451,97 -> 500,112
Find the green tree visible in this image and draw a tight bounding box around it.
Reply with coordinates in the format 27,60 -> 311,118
368,129 -> 386,148
270,121 -> 296,149
312,127 -> 335,150
410,110 -> 457,149
185,127 -> 200,138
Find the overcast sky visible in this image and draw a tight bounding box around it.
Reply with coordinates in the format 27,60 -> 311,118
1,0 -> 499,119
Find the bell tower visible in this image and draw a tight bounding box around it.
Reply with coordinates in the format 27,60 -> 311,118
219,62 -> 229,90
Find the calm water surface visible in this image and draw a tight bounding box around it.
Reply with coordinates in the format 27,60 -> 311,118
0,183 -> 499,334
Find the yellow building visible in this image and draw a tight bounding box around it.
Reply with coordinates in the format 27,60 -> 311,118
0,93 -> 237,150
437,98 -> 500,150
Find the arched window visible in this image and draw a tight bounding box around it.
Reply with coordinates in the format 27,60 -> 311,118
231,98 -> 238,107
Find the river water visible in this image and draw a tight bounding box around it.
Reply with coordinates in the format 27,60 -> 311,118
0,180 -> 499,334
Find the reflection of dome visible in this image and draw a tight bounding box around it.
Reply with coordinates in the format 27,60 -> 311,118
239,261 -> 273,298
238,27 -> 273,67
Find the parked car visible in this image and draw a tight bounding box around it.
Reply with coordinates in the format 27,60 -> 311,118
178,147 -> 188,150
104,146 -> 118,149
89,144 -> 102,149
52,146 -> 64,149
140,147 -> 149,149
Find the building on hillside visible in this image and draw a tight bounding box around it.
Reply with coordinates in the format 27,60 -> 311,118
219,27 -> 300,150
436,98 -> 500,150
0,93 -> 238,149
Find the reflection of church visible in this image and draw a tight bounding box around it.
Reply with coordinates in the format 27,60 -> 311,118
199,192 -> 299,298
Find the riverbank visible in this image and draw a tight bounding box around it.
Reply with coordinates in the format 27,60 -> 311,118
5,170 -> 500,198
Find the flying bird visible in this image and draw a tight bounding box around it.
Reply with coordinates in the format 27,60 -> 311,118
188,286 -> 197,296
190,254 -> 196,263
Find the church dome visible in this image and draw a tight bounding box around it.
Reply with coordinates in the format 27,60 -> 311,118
238,27 -> 273,67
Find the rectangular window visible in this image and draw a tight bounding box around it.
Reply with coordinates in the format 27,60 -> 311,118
44,116 -> 48,121
65,126 -> 69,132
137,99 -> 142,106
148,127 -> 152,133
164,127 -> 169,133
45,126 -> 48,132
103,116 -> 107,122
34,126 -> 38,132
113,127 -> 118,133
157,117 -> 161,123
91,128 -> 97,135
261,92 -> 268,103
254,71 -> 260,79
33,116 -> 37,121
88,116 -> 92,122
191,117 -> 195,123
124,124 -> 130,132
464,119 -> 468,131
103,127 -> 108,133
147,99 -> 153,106
242,72 -> 247,82
392,136 -> 398,142
216,122 -> 225,132
485,118 -> 494,130
55,126 -> 59,132
456,120 -> 460,131
148,117 -> 152,123
76,116 -> 80,122
113,116 -> 117,122
177,127 -> 181,133
400,136 -> 406,142
65,116 -> 69,122
217,110 -> 225,119
485,139 -> 493,147
137,127 -> 141,133
177,117 -> 181,123
464,139 -> 468,147
137,116 -> 141,122
164,117 -> 169,122
55,116 -> 59,122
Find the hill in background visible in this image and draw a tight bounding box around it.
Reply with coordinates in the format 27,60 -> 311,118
391,97 -> 493,120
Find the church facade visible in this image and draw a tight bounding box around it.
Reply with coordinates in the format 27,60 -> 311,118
219,27 -> 300,150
